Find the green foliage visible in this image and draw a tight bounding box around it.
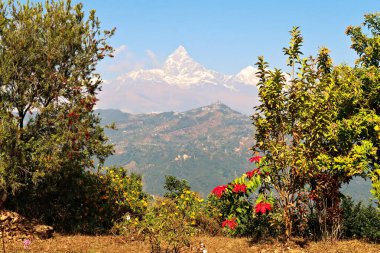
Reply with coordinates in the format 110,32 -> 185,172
252,14 -> 380,239
0,0 -> 114,207
7,167 -> 147,233
341,197 -> 380,242
163,175 -> 190,199
252,27 -> 340,239
208,165 -> 279,237
116,190 -> 208,253
346,13 -> 380,67
344,13 -> 380,204
106,167 -> 148,216
0,0 -> 116,234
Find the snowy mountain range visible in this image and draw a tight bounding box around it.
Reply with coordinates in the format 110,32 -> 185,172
97,46 -> 260,114
124,46 -> 259,88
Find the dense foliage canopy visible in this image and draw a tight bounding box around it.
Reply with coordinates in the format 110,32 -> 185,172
0,0 -> 114,229
251,14 -> 380,240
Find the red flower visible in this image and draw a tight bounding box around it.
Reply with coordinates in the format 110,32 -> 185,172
309,190 -> 317,200
255,201 -> 272,214
249,155 -> 262,163
246,168 -> 261,179
232,184 -> 247,194
222,218 -> 237,230
211,185 -> 227,198
67,111 -> 79,119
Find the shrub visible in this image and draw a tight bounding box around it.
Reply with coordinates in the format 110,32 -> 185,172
7,167 -> 147,234
163,175 -> 190,199
116,197 -> 196,253
208,158 -> 277,237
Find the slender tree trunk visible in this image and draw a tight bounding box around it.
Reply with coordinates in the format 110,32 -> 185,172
0,192 -> 7,210
0,191 -> 7,253
284,204 -> 292,241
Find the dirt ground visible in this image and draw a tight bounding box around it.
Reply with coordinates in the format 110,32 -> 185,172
4,235 -> 380,253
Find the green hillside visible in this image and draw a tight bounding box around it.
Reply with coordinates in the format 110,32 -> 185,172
96,103 -> 373,202
97,103 -> 254,196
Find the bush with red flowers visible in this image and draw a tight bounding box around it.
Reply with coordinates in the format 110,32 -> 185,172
207,156 -> 275,236
221,218 -> 238,230
232,184 -> 247,194
246,168 -> 261,179
249,155 -> 262,163
255,201 -> 272,215
211,185 -> 228,198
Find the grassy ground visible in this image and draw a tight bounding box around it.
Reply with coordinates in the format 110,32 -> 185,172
4,235 -> 380,253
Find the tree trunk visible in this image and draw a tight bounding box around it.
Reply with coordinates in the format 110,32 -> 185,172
0,191 -> 7,210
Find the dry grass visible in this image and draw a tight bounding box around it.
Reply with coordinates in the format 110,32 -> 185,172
3,235 -> 380,253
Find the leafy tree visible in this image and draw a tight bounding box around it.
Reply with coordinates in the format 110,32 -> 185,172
252,23 -> 379,240
252,27 -> 338,239
345,13 -> 380,203
0,0 -> 114,214
164,175 -> 190,199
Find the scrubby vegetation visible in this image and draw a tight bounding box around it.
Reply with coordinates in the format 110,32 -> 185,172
0,0 -> 379,252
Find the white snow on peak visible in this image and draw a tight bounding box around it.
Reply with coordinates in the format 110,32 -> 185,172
162,46 -> 226,86
167,45 -> 190,61
233,66 -> 259,85
125,46 -> 259,88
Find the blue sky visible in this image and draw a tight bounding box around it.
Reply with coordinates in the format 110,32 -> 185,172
74,0 -> 380,76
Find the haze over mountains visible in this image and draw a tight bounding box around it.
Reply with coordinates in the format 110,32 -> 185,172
97,46 -> 260,115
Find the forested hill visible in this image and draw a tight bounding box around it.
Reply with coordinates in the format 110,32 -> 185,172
96,102 -> 254,196
96,103 -> 372,202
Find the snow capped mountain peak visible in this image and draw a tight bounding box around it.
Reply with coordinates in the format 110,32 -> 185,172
127,45 -> 231,87
163,45 -> 204,76
125,45 -> 260,88
99,46 -> 262,114
234,65 -> 259,85
237,66 -> 256,76
168,45 -> 189,59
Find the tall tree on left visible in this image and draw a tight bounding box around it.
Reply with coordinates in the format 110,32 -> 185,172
0,0 -> 114,208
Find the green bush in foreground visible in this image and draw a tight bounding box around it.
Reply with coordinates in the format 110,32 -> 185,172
8,167 -> 147,234
115,190 -> 209,253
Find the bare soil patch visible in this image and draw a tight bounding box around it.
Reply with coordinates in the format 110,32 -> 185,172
3,235 -> 380,253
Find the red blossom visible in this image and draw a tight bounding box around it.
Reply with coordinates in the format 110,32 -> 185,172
246,168 -> 261,179
246,170 -> 254,179
249,155 -> 262,163
211,185 -> 227,198
221,218 -> 237,230
232,183 -> 247,194
255,201 -> 272,214
67,111 -> 79,119
309,190 -> 317,200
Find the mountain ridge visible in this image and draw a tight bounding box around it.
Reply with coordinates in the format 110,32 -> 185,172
98,102 -> 255,196
126,45 -> 258,88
